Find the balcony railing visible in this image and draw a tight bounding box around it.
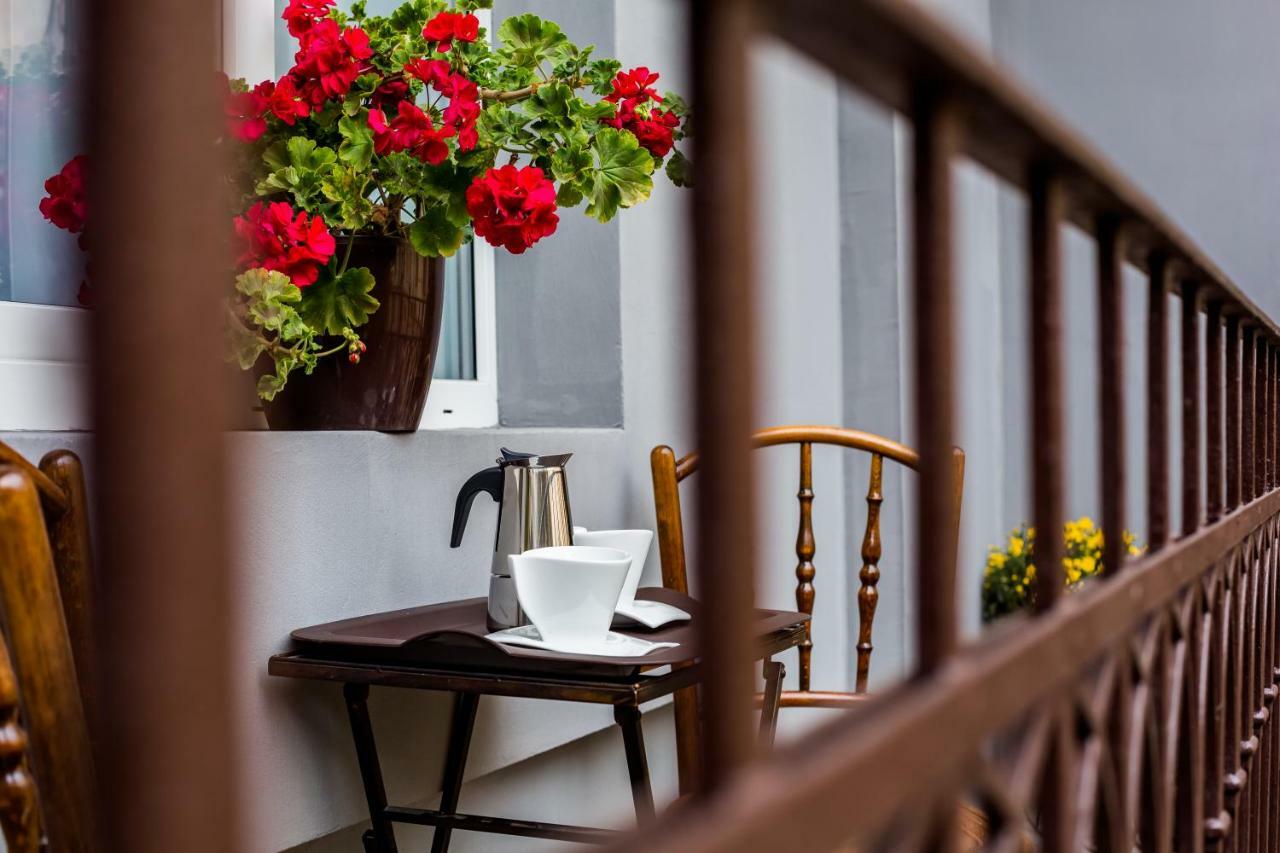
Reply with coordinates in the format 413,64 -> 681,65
604,0 -> 1280,850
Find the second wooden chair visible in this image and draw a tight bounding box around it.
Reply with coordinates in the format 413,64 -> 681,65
650,425 -> 964,795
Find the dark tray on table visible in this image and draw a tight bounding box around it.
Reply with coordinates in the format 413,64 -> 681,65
284,587 -> 808,679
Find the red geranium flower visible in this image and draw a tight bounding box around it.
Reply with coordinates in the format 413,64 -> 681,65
368,101 -> 452,164
404,60 -> 480,151
404,57 -> 451,88
264,76 -> 311,125
626,110 -> 679,158
465,165 -> 559,254
422,11 -> 480,52
606,66 -> 661,112
370,76 -> 410,109
292,19 -> 373,105
282,0 -> 335,39
600,66 -> 680,158
39,155 -> 88,234
225,82 -> 270,142
234,201 -> 336,287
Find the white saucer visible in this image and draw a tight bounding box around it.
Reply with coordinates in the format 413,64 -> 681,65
487,625 -> 679,657
613,599 -> 692,630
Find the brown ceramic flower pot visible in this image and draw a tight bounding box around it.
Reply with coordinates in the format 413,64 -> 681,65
261,235 -> 445,431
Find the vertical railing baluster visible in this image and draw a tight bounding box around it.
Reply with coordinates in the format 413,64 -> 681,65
1030,166 -> 1067,611
1183,281 -> 1203,536
1227,317 -> 1241,512
1261,336 -> 1269,497
910,88 -> 962,673
1207,302 -> 1224,523
1029,167 -> 1073,853
1268,341 -> 1275,492
1098,219 -> 1126,573
89,0 -> 235,847
1263,339 -> 1272,494
1273,346 -> 1279,493
688,0 -> 758,792
1258,336 -> 1267,497
1149,258 -> 1171,550
1244,329 -> 1256,504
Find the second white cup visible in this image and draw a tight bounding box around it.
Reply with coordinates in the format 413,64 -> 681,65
571,529 -> 654,609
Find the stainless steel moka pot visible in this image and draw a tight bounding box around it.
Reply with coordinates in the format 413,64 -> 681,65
450,448 -> 575,630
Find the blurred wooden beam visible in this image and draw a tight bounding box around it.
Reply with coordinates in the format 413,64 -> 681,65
688,0 -> 759,794
86,0 -> 236,848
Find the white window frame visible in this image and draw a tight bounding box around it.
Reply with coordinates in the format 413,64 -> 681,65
0,303 -> 90,431
228,0 -> 500,430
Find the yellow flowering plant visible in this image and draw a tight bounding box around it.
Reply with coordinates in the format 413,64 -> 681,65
981,517 -> 1142,622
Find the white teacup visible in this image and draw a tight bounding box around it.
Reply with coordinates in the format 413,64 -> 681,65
572,529 -> 654,609
508,546 -> 630,648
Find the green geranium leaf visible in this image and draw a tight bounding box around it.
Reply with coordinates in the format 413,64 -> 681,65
338,115 -> 375,170
257,137 -> 339,208
660,92 -> 690,118
299,266 -> 380,335
235,268 -> 304,334
497,14 -> 568,69
555,182 -> 584,208
287,136 -> 337,171
586,59 -> 622,95
321,165 -> 374,230
585,128 -> 655,222
225,306 -> 267,370
526,82 -> 574,121
665,148 -> 693,188
550,145 -> 591,184
409,205 -> 467,257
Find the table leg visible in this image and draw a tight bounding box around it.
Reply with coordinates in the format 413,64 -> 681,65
430,692 -> 480,853
614,704 -> 656,823
344,683 -> 398,853
759,658 -> 785,748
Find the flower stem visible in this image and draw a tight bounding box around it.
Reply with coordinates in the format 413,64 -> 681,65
479,75 -> 584,103
339,233 -> 356,274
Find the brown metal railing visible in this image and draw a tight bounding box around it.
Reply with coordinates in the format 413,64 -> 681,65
612,0 -> 1280,850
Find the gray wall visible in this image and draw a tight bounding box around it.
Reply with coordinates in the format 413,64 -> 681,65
494,0 -> 624,428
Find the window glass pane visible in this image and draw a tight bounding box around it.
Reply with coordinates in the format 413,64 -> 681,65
1,0 -> 86,306
272,0 -> 476,380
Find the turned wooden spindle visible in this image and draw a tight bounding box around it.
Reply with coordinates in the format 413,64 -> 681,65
794,442 -> 816,692
855,454 -> 884,693
0,636 -> 39,853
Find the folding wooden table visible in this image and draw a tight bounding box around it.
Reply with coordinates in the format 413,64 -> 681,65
268,588 -> 807,852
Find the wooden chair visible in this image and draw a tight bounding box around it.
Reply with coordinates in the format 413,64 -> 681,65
650,425 -> 964,794
0,440 -> 98,851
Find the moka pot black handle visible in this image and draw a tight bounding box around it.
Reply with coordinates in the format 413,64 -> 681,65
449,465 -> 504,548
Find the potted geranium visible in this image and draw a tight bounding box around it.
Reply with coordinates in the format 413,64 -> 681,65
39,0 -> 691,430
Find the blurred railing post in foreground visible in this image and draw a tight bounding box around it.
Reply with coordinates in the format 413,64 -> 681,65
86,0 -> 237,849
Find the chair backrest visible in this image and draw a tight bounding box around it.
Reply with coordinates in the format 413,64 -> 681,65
0,440 -> 98,851
651,425 -> 964,693
0,631 -> 39,852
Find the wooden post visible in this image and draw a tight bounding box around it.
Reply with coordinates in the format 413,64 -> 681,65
86,0 -> 237,848
911,88 -> 962,669
1148,259 -> 1171,547
1030,166 -> 1066,610
688,0 -> 759,793
1182,281 -> 1201,535
1097,219 -> 1126,573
